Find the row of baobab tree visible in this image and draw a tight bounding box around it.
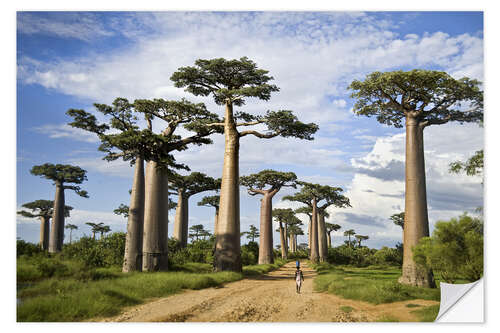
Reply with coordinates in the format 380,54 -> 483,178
19,56 -> 483,289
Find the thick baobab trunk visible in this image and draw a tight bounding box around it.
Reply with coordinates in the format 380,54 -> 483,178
122,157 -> 145,272
327,232 -> 332,248
215,102 -> 242,272
142,161 -> 169,272
39,216 -> 50,250
49,182 -> 65,253
310,199 -> 319,263
258,194 -> 274,264
173,191 -> 189,247
399,117 -> 436,287
279,222 -> 287,259
318,212 -> 328,262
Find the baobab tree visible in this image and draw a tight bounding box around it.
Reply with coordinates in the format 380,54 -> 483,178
171,57 -> 318,272
450,149 -> 484,186
272,208 -> 300,259
349,70 -> 482,287
355,234 -> 369,247
325,222 -> 341,248
240,169 -> 297,264
197,195 -> 220,231
86,222 -> 103,240
245,225 -> 260,243
287,223 -> 304,253
344,229 -> 356,248
17,200 -> 73,250
30,163 -> 88,253
390,212 -> 405,229
284,182 -> 351,262
99,225 -> 111,239
188,224 -> 210,242
170,172 -> 220,247
68,97 -> 221,272
294,206 -> 316,249
65,224 -> 78,244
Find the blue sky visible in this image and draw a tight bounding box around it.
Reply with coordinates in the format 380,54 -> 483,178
16,11 -> 484,249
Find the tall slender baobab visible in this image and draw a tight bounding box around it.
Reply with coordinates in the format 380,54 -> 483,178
284,182 -> 351,262
325,222 -> 341,248
30,164 -> 88,253
170,172 -> 220,247
197,195 -> 220,231
17,200 -> 73,250
65,224 -> 78,244
272,208 -> 300,259
86,222 -> 103,240
355,234 -> 369,247
349,70 -> 482,287
240,170 -> 297,264
171,57 -> 318,272
287,222 -> 304,253
68,98 -> 220,272
344,229 -> 356,248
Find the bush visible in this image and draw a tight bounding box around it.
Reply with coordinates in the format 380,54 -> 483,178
17,240 -> 42,257
63,232 -> 126,268
413,213 -> 483,283
241,241 -> 259,265
373,247 -> 402,266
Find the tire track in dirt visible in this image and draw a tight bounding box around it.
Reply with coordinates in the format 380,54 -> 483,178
99,262 -> 438,322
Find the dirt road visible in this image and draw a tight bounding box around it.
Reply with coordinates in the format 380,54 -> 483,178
100,262 -> 438,322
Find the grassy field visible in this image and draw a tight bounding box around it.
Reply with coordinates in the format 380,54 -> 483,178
17,259 -> 287,322
312,262 -> 441,322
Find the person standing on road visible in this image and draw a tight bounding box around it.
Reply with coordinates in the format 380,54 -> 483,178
295,265 -> 304,294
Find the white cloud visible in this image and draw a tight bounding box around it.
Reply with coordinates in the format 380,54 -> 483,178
17,12 -> 114,41
32,123 -> 100,143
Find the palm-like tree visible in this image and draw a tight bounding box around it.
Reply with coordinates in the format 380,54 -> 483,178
355,234 -> 369,247
99,225 -> 111,239
86,222 -> 104,240
65,224 -> 78,243
344,229 -> 356,248
245,225 -> 260,243
325,223 -> 341,248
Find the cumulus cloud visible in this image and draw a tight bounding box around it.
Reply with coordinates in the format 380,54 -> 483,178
32,123 -> 101,143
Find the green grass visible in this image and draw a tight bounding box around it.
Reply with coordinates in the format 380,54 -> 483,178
242,258 -> 288,276
411,305 -> 440,322
313,263 -> 440,305
405,303 -> 421,308
376,315 -> 400,322
340,306 -> 353,313
17,269 -> 242,322
17,259 -> 287,322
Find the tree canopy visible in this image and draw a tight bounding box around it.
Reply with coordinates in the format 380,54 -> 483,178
284,181 -> 351,211
30,164 -> 89,197
348,69 -> 483,128
272,208 -> 301,225
67,97 -> 222,168
169,172 -> 221,197
240,169 -> 297,195
17,200 -> 73,219
325,222 -> 341,233
170,57 -> 279,106
449,149 -> 484,177
171,57 -> 319,140
390,212 -> 405,229
197,195 -> 220,209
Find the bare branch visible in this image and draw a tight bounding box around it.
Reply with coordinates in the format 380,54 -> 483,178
239,130 -> 280,139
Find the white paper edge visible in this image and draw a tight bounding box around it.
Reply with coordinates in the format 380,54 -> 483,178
435,278 -> 484,322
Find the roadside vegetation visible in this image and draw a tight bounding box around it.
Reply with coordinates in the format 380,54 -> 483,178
16,234 -> 287,322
